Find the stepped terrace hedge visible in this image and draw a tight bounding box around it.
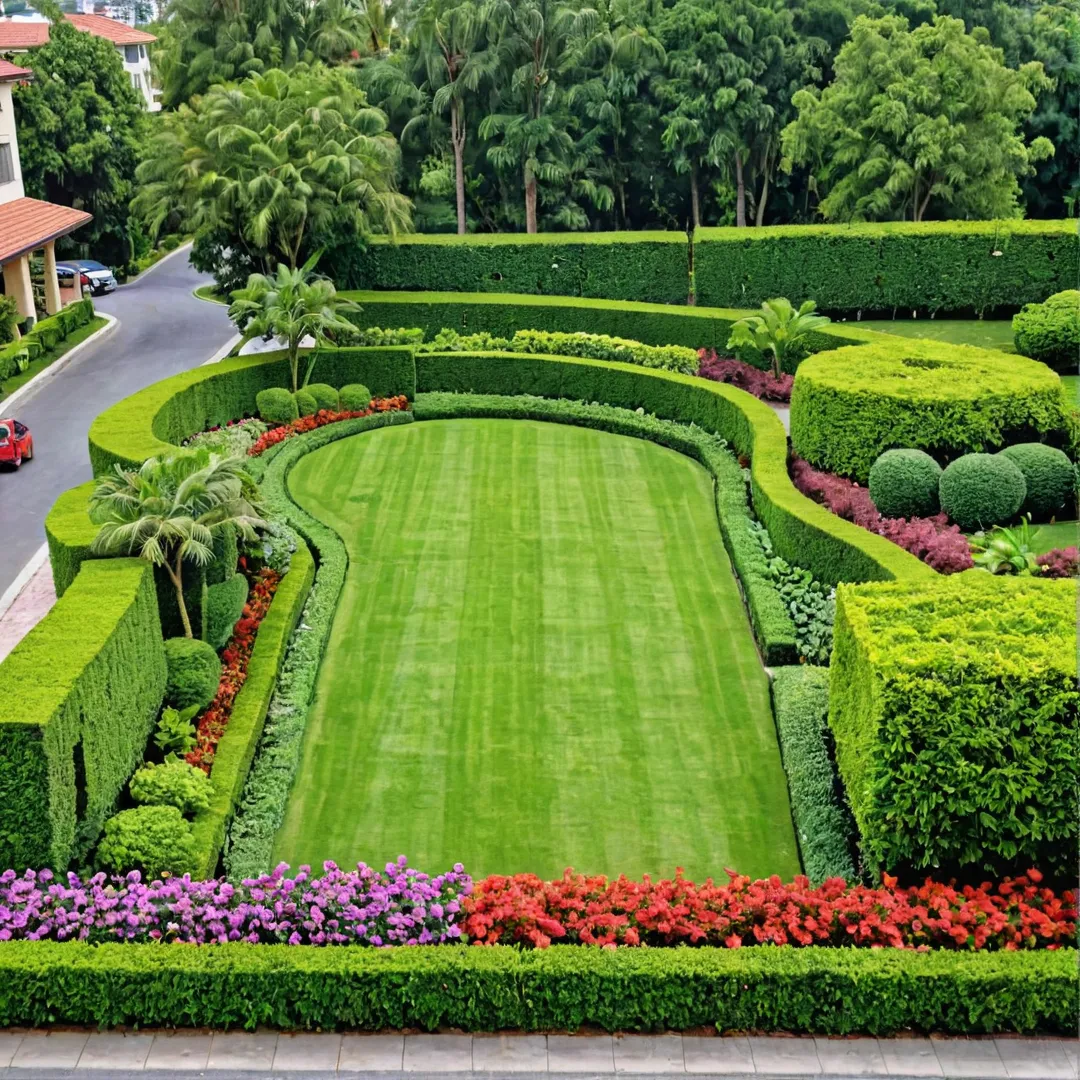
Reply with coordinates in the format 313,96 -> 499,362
0,560 -> 166,870
829,573 -> 1078,879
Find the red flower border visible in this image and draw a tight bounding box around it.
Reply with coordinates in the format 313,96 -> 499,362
249,397 -> 410,457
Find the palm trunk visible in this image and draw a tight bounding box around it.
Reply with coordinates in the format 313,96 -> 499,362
289,343 -> 299,393
168,555 -> 194,639
452,101 -> 467,236
524,163 -> 538,234
735,151 -> 747,228
690,164 -> 701,230
755,155 -> 770,227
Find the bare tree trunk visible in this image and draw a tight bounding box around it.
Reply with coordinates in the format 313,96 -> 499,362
755,153 -> 770,227
690,164 -> 701,230
735,151 -> 747,228
168,556 -> 194,639
524,163 -> 538,234
452,101 -> 467,236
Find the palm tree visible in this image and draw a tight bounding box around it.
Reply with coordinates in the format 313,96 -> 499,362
228,254 -> 361,392
90,451 -> 265,639
304,0 -> 367,63
726,297 -> 831,378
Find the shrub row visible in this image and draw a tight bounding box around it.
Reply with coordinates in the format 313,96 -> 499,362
0,298 -> 95,389
1012,289 -> 1080,372
829,573 -> 1078,879
0,560 -> 165,870
770,667 -> 856,883
0,941 -> 1071,1034
790,338 -> 1071,482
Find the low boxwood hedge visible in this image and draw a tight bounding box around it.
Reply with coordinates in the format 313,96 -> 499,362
0,941 -> 1071,1034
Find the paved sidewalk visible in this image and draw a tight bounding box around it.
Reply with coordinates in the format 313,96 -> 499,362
0,1031 -> 1072,1079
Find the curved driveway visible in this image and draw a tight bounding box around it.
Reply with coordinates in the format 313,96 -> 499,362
0,251 -> 234,597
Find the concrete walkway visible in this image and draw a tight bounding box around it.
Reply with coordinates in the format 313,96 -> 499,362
0,1031 -> 1072,1079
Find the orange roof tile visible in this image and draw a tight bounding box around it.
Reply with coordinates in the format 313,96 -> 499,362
0,198 -> 91,264
0,22 -> 49,49
0,58 -> 32,81
65,14 -> 156,44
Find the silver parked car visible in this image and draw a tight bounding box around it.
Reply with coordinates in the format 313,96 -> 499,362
57,259 -> 117,296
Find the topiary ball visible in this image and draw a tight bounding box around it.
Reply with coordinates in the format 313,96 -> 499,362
255,387 -> 298,425
294,389 -> 318,417
305,383 -> 340,412
998,443 -> 1076,520
339,383 -> 371,412
130,758 -> 213,815
1012,290 -> 1080,373
939,453 -> 1027,531
163,637 -> 221,711
95,805 -> 195,879
868,449 -> 942,519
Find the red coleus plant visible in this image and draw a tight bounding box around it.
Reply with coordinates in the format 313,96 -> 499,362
248,397 -> 410,457
186,567 -> 280,774
462,868 -> 1074,951
697,350 -> 793,402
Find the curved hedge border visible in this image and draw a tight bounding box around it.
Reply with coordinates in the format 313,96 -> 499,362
44,480 -> 99,598
0,941 -> 1071,1034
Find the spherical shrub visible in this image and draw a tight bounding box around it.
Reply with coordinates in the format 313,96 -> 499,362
868,449 -> 942,519
130,758 -> 213,815
997,443 -> 1075,520
294,389 -> 318,417
204,573 -> 249,649
305,383 -> 340,411
255,387 -> 298,425
1012,290 -> 1080,373
939,453 -> 1027,531
96,806 -> 194,879
339,383 -> 371,412
163,637 -> 221,711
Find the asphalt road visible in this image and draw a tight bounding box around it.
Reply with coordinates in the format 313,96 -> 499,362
0,250 -> 234,599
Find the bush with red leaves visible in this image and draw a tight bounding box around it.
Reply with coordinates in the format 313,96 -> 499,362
462,868 -> 1074,950
248,397 -> 410,457
790,457 -> 974,573
698,350 -> 793,402
1036,546 -> 1079,578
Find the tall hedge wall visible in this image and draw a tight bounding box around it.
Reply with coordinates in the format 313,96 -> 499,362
694,220 -> 1078,314
0,559 -> 166,870
44,480 -> 99,598
88,346 -> 417,474
414,352 -> 935,586
346,232 -> 690,304
829,573 -> 1078,879
0,942 -> 1071,1034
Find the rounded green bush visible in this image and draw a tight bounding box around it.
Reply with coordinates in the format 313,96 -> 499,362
339,383 -> 371,412
868,449 -> 942,519
204,573 -> 249,649
294,389 -> 318,417
1012,290 -> 1080,373
305,383 -> 340,412
998,443 -> 1076,520
129,758 -> 213,815
255,387 -> 298,425
96,805 -> 194,878
939,453 -> 1027,531
163,637 -> 221,711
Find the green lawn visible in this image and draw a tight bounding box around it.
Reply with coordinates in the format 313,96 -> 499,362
855,318 -> 1015,351
276,419 -> 799,881
0,316 -> 108,401
1031,520 -> 1079,555
1060,375 -> 1078,405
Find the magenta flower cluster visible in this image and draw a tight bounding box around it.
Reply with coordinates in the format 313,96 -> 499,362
0,857 -> 471,946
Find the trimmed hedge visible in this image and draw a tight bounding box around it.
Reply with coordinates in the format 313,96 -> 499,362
1012,290 -> 1080,373
0,559 -> 166,870
346,232 -> 690,305
999,443 -> 1077,520
88,346 -> 417,474
829,574 -> 1078,878
188,541 -> 314,880
414,352 -> 934,586
43,479 -> 99,597
790,339 -> 1070,482
0,942 -> 1071,1034
868,449 -> 942,520
695,220 -> 1079,315
938,453 -> 1027,531
204,573 -> 250,650
770,666 -> 856,884
0,298 -> 95,388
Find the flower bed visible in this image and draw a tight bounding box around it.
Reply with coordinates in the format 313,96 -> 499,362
248,397 -> 410,456
697,350 -> 793,402
186,568 -> 280,773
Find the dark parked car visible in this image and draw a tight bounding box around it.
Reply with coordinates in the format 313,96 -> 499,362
57,260 -> 117,296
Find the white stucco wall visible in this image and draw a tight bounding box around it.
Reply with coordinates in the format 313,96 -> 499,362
119,43 -> 159,111
0,82 -> 26,205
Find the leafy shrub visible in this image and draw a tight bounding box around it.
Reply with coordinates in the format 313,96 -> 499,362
130,758 -> 213,815
186,417 -> 268,457
830,574 -> 1078,877
726,298 -> 830,377
339,383 -> 372,411
1037,547 -> 1079,578
790,339 -> 1069,481
293,389 -> 318,417
998,443 -> 1075,520
164,637 -> 221,711
305,383 -> 340,411
153,704 -> 198,757
204,572 -> 249,649
1012,290 -> 1080,373
95,806 -> 195,878
970,519 -> 1042,576
508,329 -> 698,374
770,667 -> 856,883
416,327 -> 511,352
344,325 -> 424,347
255,387 -> 298,425
868,449 -> 943,519
0,293 -> 19,346
939,453 -> 1027,531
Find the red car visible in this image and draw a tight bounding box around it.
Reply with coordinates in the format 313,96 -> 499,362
0,418 -> 32,467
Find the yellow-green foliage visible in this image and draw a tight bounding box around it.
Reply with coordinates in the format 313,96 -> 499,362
0,560 -> 166,869
44,480 -> 99,597
790,339 -> 1070,481
1012,290 -> 1080,373
829,573 -> 1078,877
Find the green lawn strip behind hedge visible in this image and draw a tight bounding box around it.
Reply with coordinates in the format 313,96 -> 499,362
770,666 -> 857,884
188,542 -> 315,879
0,942 -> 1071,1034
0,560 -> 165,870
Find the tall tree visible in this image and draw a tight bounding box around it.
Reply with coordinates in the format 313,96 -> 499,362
781,14 -> 1054,221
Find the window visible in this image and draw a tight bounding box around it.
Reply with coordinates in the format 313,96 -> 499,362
124,44 -> 139,63
139,44 -> 146,59
131,73 -> 142,91
0,144 -> 15,185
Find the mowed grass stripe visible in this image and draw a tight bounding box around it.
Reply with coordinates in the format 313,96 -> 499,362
277,420 -> 799,880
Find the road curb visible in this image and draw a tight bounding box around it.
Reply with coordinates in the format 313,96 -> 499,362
0,312 -> 119,414
119,240 -> 194,287
0,541 -> 47,625
192,284 -> 227,306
